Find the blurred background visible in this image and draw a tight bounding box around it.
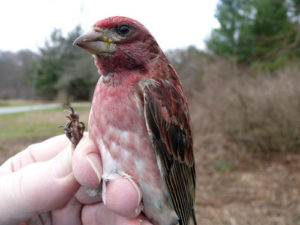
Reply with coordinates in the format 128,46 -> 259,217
0,0 -> 300,224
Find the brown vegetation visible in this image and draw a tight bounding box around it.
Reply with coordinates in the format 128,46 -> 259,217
185,60 -> 300,225
189,60 -> 300,154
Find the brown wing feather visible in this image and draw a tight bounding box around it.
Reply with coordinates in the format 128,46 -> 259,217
139,73 -> 197,225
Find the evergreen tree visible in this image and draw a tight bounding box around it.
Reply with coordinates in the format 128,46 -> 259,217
33,26 -> 97,103
207,0 -> 299,66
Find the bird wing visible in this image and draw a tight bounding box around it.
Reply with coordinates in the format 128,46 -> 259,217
137,67 -> 197,225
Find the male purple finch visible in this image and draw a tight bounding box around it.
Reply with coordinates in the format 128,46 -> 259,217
74,16 -> 197,225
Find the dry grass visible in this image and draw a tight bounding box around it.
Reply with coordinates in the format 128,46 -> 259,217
187,60 -> 300,225
0,106 -> 90,163
190,60 -> 300,153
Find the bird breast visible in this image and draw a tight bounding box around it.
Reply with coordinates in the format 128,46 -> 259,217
88,75 -> 161,186
88,75 -> 178,225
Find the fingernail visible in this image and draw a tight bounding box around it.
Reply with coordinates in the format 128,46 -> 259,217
86,154 -> 101,184
83,186 -> 102,197
134,203 -> 144,217
126,177 -> 142,214
53,144 -> 73,178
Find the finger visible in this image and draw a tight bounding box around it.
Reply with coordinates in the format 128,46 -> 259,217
75,186 -> 102,204
51,197 -> 82,225
73,133 -> 142,217
0,135 -> 69,175
106,178 -> 143,218
0,144 -> 79,225
82,203 -> 153,225
73,133 -> 102,188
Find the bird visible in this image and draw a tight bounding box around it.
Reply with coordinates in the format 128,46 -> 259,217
73,16 -> 197,225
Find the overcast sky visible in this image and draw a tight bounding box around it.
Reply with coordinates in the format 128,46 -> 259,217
0,0 -> 219,52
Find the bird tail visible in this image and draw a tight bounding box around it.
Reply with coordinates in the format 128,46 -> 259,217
191,210 -> 197,225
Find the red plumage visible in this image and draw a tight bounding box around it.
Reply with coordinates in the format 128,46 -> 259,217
74,16 -> 197,225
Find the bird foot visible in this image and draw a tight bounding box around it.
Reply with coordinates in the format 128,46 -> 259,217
61,106 -> 85,148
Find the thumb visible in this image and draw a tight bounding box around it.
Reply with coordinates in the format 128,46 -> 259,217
0,144 -> 80,225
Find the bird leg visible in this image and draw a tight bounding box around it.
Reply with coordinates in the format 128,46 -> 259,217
62,106 -> 85,148
61,106 -> 102,197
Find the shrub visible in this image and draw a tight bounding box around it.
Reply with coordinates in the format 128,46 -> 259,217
191,60 -> 300,153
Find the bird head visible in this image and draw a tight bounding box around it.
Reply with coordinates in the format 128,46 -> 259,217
74,16 -> 163,75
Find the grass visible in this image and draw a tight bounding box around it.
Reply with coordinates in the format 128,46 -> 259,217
0,106 -> 90,155
0,111 -> 61,139
215,159 -> 233,174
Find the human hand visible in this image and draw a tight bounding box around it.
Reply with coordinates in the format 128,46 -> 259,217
0,134 -> 152,225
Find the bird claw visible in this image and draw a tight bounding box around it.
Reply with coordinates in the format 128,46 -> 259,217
62,106 -> 85,148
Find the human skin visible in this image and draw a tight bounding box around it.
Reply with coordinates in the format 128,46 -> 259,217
0,134 -> 152,225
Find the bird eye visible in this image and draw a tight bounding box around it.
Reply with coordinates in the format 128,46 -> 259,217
118,25 -> 130,35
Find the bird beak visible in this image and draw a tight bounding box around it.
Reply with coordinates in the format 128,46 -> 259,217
73,28 -> 116,55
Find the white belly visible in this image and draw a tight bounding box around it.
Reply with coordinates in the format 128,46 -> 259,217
93,133 -> 178,225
